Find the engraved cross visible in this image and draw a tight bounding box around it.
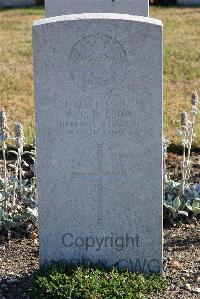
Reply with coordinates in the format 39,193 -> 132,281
71,144 -> 127,225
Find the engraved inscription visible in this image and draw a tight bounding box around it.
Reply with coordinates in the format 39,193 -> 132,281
71,144 -> 127,225
48,99 -> 137,140
69,34 -> 128,90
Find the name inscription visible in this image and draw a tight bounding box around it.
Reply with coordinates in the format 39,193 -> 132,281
48,99 -> 137,140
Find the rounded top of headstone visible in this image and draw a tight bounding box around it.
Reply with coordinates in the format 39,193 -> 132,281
33,13 -> 163,28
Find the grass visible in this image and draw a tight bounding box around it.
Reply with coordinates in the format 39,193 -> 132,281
0,6 -> 200,144
0,7 -> 43,143
28,262 -> 166,299
151,6 -> 200,144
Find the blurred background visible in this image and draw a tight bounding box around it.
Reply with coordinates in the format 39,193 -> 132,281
0,1 -> 180,8
0,0 -> 200,145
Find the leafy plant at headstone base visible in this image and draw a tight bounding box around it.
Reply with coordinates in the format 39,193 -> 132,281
164,91 -> 200,223
0,109 -> 37,235
28,262 -> 167,299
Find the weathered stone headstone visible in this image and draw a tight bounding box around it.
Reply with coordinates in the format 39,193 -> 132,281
45,0 -> 149,18
33,13 -> 163,273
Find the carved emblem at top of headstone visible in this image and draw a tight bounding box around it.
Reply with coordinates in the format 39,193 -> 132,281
68,34 -> 128,90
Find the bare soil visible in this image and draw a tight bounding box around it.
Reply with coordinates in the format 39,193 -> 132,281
166,151 -> 200,183
0,223 -> 199,299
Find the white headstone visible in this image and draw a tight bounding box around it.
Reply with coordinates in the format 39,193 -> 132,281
45,0 -> 149,18
33,13 -> 163,273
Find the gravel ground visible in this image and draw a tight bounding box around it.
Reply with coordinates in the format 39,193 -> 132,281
166,152 -> 200,183
0,223 -> 199,299
152,223 -> 200,299
0,236 -> 38,299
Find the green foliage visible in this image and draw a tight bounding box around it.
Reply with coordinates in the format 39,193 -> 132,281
0,173 -> 37,233
28,263 -> 166,299
0,110 -> 37,234
163,91 -> 200,222
164,180 -> 200,221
